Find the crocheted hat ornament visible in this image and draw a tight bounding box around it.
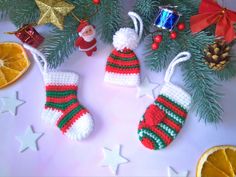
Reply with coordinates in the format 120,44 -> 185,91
104,11 -> 143,87
138,52 -> 192,150
23,44 -> 94,141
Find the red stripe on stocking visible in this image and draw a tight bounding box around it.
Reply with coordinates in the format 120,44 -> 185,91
46,95 -> 77,104
46,85 -> 78,91
56,102 -> 80,126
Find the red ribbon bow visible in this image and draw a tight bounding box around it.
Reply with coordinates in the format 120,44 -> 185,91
190,0 -> 236,43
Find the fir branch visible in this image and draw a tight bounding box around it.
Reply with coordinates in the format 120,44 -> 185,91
0,0 -> 11,19
134,0 -> 160,35
144,32 -> 181,71
40,16 -> 78,68
213,60 -> 236,81
8,0 -> 39,27
183,57 -> 223,123
181,32 -> 223,123
96,0 -> 123,43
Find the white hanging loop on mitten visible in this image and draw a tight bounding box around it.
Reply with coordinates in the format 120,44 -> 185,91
164,52 -> 191,83
23,44 -> 48,74
128,11 -> 144,42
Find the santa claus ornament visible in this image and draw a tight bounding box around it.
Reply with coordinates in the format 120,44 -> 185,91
23,44 -> 94,141
138,52 -> 192,150
104,12 -> 143,87
75,20 -> 97,56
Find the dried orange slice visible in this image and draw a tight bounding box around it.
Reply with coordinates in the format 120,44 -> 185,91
197,145 -> 236,177
0,42 -> 30,89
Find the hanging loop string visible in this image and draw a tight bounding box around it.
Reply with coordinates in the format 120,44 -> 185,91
164,52 -> 191,83
128,11 -> 144,42
23,44 -> 48,74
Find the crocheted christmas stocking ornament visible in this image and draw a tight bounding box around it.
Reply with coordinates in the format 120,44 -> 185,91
24,44 -> 94,141
104,12 -> 143,87
138,52 -> 192,150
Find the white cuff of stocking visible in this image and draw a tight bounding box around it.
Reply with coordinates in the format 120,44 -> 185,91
160,82 -> 192,110
43,72 -> 79,85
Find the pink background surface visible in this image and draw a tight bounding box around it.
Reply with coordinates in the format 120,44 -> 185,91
1,1 -> 236,176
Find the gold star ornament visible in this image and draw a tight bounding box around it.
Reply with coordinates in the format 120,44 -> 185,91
35,0 -> 75,30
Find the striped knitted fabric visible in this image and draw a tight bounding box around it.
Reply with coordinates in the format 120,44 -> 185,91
138,82 -> 191,150
104,49 -> 140,86
42,72 -> 94,140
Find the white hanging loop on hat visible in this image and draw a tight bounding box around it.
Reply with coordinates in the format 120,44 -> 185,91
23,44 -> 48,74
164,52 -> 191,83
128,11 -> 144,42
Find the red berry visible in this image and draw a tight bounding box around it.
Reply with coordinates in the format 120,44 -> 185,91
93,0 -> 101,5
177,23 -> 186,31
154,35 -> 163,43
151,43 -> 159,50
170,31 -> 177,40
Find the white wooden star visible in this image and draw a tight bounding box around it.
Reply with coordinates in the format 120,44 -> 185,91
16,126 -> 43,152
168,167 -> 189,177
137,77 -> 159,99
101,145 -> 128,175
0,92 -> 25,116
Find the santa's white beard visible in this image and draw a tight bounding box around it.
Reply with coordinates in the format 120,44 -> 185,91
83,32 -> 96,42
113,28 -> 139,51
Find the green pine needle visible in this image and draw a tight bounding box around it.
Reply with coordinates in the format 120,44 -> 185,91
181,32 -> 223,123
213,60 -> 236,81
8,0 -> 39,27
96,0 -> 123,43
0,0 -> 11,19
134,0 -> 161,35
40,17 -> 78,69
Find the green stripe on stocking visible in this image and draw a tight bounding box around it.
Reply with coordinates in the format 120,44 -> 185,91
58,105 -> 85,129
46,90 -> 77,98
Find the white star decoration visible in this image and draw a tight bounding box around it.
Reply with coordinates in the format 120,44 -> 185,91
168,167 -> 189,177
16,126 -> 43,152
0,92 -> 25,116
137,77 -> 159,99
101,145 -> 128,175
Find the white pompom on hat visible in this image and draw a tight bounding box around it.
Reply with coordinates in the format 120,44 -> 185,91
113,28 -> 139,51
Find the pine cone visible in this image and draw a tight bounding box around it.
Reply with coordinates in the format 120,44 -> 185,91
204,40 -> 231,71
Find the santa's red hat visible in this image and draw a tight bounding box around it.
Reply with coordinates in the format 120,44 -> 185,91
77,20 -> 89,33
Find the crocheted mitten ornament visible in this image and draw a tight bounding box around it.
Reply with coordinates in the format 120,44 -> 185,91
138,52 -> 192,150
104,12 -> 143,87
24,44 -> 94,141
